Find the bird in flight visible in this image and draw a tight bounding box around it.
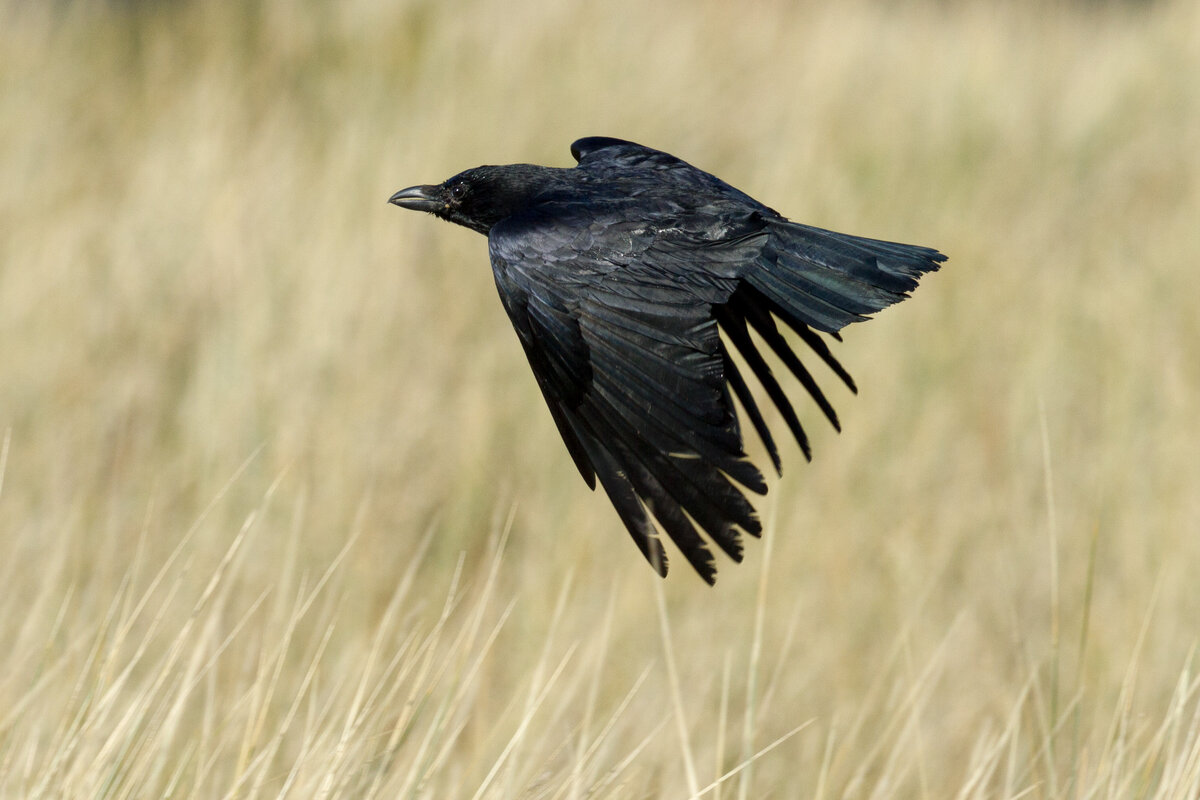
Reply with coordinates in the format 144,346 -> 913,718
390,137 -> 945,584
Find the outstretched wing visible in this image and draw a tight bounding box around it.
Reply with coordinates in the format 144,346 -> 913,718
491,203 -> 765,584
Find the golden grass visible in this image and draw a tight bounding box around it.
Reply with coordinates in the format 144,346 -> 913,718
2,0 -> 1199,795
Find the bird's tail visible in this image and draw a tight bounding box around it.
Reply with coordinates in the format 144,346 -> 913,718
749,219 -> 946,334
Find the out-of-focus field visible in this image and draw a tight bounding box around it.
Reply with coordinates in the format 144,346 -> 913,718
2,0 -> 1198,796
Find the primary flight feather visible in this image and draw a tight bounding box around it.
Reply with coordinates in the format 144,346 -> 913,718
390,137 -> 946,584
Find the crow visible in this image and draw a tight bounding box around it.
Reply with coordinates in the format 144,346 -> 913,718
390,137 -> 945,584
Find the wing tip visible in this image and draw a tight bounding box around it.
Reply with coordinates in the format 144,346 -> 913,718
570,136 -> 635,163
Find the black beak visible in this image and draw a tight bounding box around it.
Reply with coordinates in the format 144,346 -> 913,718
388,184 -> 442,212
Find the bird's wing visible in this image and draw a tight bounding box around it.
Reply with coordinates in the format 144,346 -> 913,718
570,136 -> 679,168
490,205 -> 766,584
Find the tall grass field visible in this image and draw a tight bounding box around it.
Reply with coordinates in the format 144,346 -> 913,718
2,0 -> 1199,796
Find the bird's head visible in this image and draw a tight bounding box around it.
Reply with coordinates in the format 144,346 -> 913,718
389,164 -> 563,236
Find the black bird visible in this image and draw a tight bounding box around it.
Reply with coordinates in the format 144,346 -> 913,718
390,137 -> 945,584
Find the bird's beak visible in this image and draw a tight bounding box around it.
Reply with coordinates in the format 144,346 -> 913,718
388,184 -> 443,212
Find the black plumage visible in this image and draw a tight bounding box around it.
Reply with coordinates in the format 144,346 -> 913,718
390,137 -> 945,584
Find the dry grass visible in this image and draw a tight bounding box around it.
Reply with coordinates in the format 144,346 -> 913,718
2,0 -> 1199,796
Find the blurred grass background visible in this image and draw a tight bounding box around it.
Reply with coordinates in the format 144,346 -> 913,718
1,0 -> 1199,796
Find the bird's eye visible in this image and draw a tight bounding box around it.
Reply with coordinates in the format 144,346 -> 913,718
450,183 -> 468,201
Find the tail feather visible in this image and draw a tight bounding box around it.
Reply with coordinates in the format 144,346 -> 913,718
751,219 -> 946,333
